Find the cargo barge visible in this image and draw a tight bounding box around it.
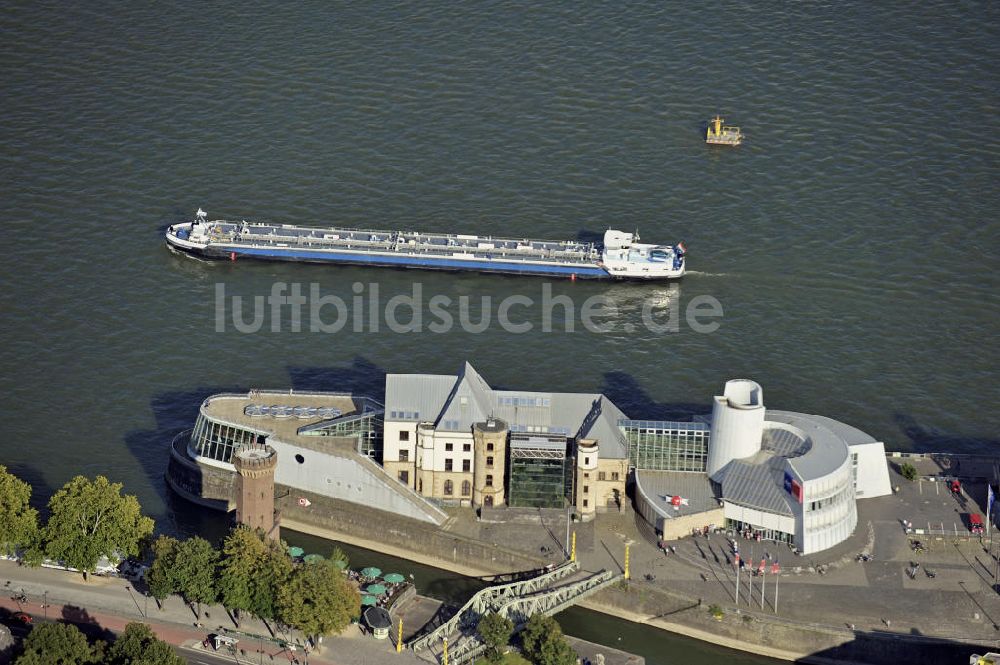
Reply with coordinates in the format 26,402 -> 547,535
165,210 -> 686,280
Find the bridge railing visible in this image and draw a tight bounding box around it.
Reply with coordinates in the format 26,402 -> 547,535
428,569 -> 622,663
408,560 -> 579,651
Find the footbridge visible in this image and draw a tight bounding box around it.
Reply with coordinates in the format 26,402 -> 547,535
408,559 -> 622,662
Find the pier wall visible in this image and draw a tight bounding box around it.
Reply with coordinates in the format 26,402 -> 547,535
167,436 -> 542,574
580,585 -> 994,664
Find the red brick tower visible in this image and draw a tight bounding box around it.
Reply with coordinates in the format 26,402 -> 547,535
233,445 -> 280,541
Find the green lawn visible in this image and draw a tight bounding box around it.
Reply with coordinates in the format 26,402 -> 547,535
475,653 -> 532,665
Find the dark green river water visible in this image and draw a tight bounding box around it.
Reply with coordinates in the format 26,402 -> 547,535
2,1 -> 997,662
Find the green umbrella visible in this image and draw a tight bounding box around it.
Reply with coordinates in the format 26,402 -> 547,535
303,553 -> 324,564
360,567 -> 382,578
365,583 -> 387,596
383,573 -> 406,584
360,595 -> 377,606
288,546 -> 305,558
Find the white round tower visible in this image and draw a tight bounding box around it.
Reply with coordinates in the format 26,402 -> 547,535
707,379 -> 765,479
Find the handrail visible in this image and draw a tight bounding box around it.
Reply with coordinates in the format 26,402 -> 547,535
408,561 -> 579,651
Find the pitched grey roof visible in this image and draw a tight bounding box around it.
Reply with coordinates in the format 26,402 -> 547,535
436,362 -> 493,430
384,373 -> 457,422
715,453 -> 796,516
635,470 -> 720,518
383,363 -> 629,458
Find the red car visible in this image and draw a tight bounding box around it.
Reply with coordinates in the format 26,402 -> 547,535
969,513 -> 984,535
11,612 -> 32,625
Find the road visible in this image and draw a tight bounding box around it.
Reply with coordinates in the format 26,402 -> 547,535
0,559 -> 426,665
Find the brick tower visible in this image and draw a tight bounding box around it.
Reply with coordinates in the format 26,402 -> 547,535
233,444 -> 280,541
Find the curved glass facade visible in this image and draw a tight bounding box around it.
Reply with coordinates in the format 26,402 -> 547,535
189,413 -> 264,463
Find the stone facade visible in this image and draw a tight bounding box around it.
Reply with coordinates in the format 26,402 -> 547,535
473,419 -> 507,508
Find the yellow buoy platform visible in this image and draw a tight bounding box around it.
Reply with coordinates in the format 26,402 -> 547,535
706,115 -> 743,146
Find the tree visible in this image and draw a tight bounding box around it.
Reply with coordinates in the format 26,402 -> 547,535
146,536 -> 180,607
218,526 -> 292,625
253,535 -> 294,622
106,622 -> 183,665
172,536 -> 218,618
14,622 -> 102,665
43,475 -> 154,577
277,559 -> 359,639
900,462 -> 918,481
533,634 -> 577,665
477,612 -> 513,662
0,465 -> 39,558
520,614 -> 576,665
329,545 -> 349,570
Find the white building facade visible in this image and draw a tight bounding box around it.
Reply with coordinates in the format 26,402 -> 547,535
639,379 -> 892,555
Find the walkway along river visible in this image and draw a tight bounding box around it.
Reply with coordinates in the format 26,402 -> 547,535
281,527 -> 781,665
171,499 -> 778,664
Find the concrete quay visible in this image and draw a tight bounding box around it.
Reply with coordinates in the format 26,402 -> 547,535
161,448 -> 1000,663
275,459 -> 1000,663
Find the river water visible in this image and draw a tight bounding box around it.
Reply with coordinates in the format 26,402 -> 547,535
1,1 -> 997,662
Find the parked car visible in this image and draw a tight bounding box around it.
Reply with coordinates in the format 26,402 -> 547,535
11,612 -> 32,625
968,513 -> 985,535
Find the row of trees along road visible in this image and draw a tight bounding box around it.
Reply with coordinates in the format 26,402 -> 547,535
0,465 -> 360,642
15,621 -> 183,665
0,466 -> 154,577
147,526 -> 359,640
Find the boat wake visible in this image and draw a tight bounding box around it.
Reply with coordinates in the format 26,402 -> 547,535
683,270 -> 731,277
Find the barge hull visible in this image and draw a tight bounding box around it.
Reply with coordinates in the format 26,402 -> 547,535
203,244 -> 612,279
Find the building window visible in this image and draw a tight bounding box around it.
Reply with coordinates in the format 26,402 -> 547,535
584,457 -> 590,465
486,474 -> 494,487
463,443 -> 471,452
598,471 -> 606,481
295,454 -> 305,464
583,485 -> 589,494
418,479 -> 423,493
398,470 -> 409,484
462,459 -> 471,472
487,456 -> 494,468
583,499 -> 588,507
445,458 -> 453,472
461,480 -> 471,496
611,472 -> 620,481
400,431 -> 410,442
399,450 -> 409,462
487,443 -> 494,452
584,472 -> 590,479
444,480 -> 453,496
446,443 -> 453,451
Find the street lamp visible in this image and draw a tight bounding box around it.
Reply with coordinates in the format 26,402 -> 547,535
43,591 -> 47,620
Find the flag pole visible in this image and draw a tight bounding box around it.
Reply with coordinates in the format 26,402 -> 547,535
988,484 -> 991,541
774,565 -> 779,614
761,562 -> 766,610
735,557 -> 740,606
